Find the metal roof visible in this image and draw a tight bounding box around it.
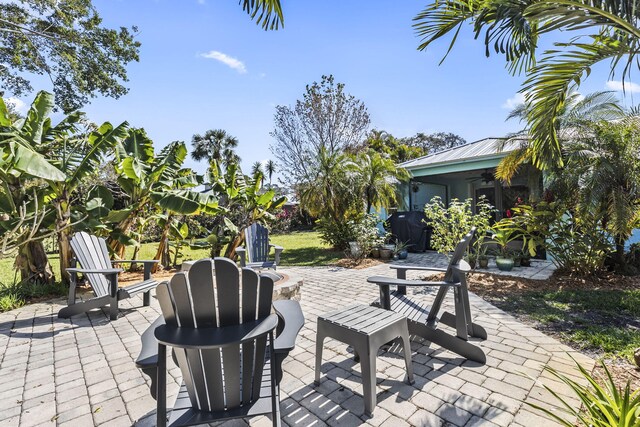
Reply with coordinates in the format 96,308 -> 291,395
399,137 -> 524,170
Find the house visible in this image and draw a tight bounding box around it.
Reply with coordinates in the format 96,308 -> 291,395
397,137 -> 540,219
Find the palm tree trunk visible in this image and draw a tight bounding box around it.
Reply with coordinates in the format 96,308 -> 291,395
153,214 -> 173,273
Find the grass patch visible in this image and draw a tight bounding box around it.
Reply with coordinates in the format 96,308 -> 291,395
0,230 -> 339,312
491,289 -> 640,360
270,231 -> 342,266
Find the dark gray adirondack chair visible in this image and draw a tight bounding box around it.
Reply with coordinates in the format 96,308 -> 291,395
135,258 -> 304,427
58,232 -> 159,321
368,227 -> 488,363
236,223 -> 283,270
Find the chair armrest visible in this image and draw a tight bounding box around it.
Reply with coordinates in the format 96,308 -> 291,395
111,260 -> 159,264
154,314 -> 279,349
367,276 -> 457,287
236,247 -> 247,267
66,267 -> 123,275
135,316 -> 165,369
271,245 -> 284,265
273,300 -> 304,353
111,260 -> 158,280
390,265 -> 448,273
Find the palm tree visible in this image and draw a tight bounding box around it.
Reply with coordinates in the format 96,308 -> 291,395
562,117 -> 640,268
191,129 -> 241,169
355,150 -> 410,214
413,0 -> 640,170
496,91 -> 624,191
265,159 -> 276,186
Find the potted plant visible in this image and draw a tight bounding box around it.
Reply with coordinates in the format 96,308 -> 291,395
477,244 -> 489,268
465,252 -> 477,269
490,226 -> 519,271
394,241 -> 410,260
519,250 -> 532,267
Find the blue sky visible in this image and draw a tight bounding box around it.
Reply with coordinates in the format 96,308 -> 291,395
7,1 -> 639,177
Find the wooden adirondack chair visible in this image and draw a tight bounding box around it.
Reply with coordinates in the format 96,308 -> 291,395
135,258 -> 304,427
236,223 -> 283,270
367,227 -> 488,363
57,232 -> 159,321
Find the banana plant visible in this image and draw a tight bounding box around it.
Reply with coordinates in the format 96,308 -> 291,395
45,118 -> 130,283
0,92 -> 69,283
109,130 -> 219,264
208,161 -> 286,258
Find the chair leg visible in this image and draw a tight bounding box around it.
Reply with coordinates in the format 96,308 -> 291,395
157,343 -> 167,427
110,296 -> 118,320
314,324 -> 325,386
143,290 -> 151,306
357,344 -> 377,417
400,326 -> 414,385
269,333 -> 281,427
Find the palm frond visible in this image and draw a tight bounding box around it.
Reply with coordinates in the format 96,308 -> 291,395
240,0 -> 284,30
523,34 -> 638,169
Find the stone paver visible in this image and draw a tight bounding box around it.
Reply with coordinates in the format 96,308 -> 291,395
0,252 -> 588,426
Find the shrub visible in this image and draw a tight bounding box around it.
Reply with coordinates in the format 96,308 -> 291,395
529,357 -> 640,427
316,217 -> 356,250
271,209 -> 293,233
423,196 -> 494,256
517,201 -> 610,275
346,214 -> 385,260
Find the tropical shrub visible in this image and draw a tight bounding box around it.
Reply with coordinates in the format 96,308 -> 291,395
516,201 -> 610,275
530,358 -> 640,427
316,217 -> 356,251
346,214 -> 385,260
424,196 -> 494,256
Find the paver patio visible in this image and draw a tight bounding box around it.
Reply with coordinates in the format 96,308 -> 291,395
0,254 -> 589,427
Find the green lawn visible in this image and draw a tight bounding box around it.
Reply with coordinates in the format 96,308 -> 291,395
490,289 -> 640,361
0,231 -> 341,286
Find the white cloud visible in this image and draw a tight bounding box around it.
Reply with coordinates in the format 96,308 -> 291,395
605,80 -> 640,93
4,97 -> 26,113
501,93 -> 525,109
200,51 -> 247,74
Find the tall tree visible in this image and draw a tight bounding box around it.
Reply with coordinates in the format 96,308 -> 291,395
265,159 -> 276,186
401,132 -> 466,154
0,0 -> 140,112
413,0 -> 640,170
270,75 -> 370,186
191,129 -> 241,170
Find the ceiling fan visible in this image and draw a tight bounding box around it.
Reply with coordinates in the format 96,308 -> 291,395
466,169 -> 495,184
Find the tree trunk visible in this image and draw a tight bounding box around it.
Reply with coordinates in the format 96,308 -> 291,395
15,240 -> 55,284
108,215 -> 137,260
615,234 -> 626,269
224,230 -> 246,260
55,197 -> 72,285
130,244 -> 140,272
527,167 -> 543,203
153,215 -> 173,273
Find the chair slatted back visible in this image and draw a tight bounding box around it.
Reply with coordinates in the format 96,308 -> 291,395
70,232 -> 112,297
444,227 -> 476,282
245,223 -> 270,263
155,257 -> 275,413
